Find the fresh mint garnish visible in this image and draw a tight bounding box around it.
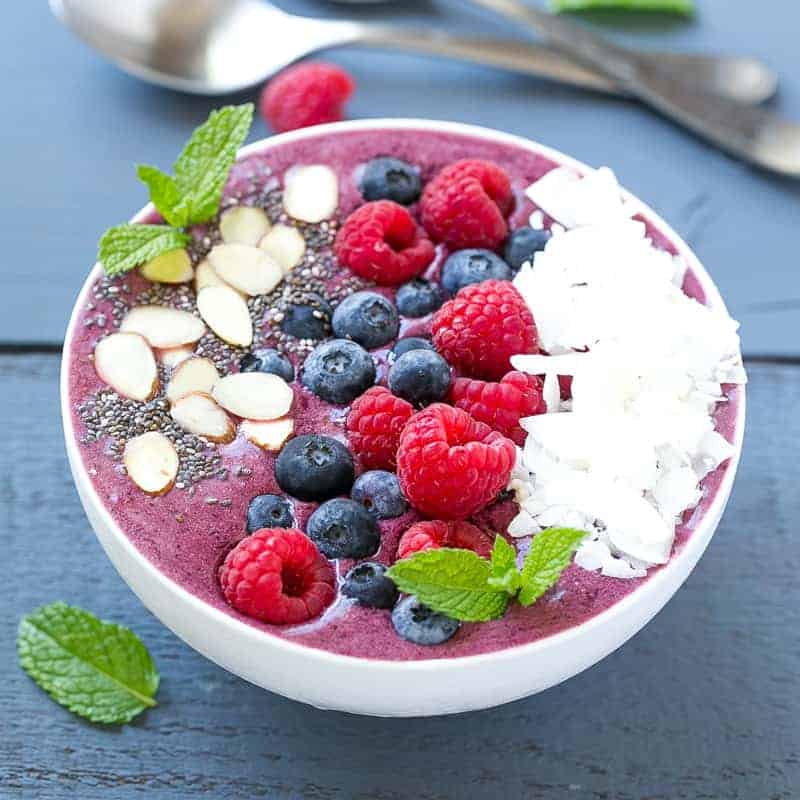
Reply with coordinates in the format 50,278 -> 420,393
387,528 -> 587,622
18,602 -> 159,725
551,0 -> 694,13
97,103 -> 254,276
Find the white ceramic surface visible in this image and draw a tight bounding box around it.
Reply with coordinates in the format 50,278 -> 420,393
61,120 -> 746,717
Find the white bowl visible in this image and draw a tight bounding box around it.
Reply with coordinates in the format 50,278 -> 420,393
61,119 -> 745,717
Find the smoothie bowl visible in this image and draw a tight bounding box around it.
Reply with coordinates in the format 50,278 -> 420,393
61,111 -> 746,716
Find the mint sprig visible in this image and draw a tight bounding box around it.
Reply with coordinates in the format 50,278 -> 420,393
97,103 -> 254,276
18,602 -> 159,725
387,528 -> 587,622
551,0 -> 694,13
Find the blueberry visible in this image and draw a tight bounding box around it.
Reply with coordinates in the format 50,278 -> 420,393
281,293 -> 333,341
504,226 -> 551,271
342,562 -> 398,609
301,339 -> 376,404
306,498 -> 380,559
246,494 -> 294,532
359,157 -> 422,205
351,470 -> 408,519
239,348 -> 295,383
392,596 -> 460,645
391,337 -> 435,361
441,249 -> 512,296
332,291 -> 400,350
396,279 -> 444,318
275,434 -> 355,502
388,349 -> 451,407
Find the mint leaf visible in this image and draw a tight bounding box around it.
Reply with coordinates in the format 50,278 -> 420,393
172,103 -> 254,224
551,0 -> 694,13
518,528 -> 587,606
387,548 -> 510,622
98,223 -> 189,276
18,602 -> 159,725
488,535 -> 521,594
136,164 -> 185,227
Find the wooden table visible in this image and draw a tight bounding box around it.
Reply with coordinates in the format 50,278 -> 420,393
3,2 -> 798,798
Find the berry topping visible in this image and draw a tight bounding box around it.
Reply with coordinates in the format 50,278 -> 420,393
335,200 -> 435,286
247,494 -> 294,532
239,348 -> 295,383
275,434 -> 355,502
359,157 -> 422,206
259,62 -> 355,133
388,349 -> 452,408
306,498 -> 381,559
280,293 -> 333,341
440,249 -> 512,297
392,596 -> 460,645
397,403 -> 516,519
432,280 -> 539,380
396,278 -> 444,318
351,470 -> 408,519
301,339 -> 376,404
396,520 -> 494,560
342,562 -> 399,609
420,159 -> 513,250
218,528 -> 335,625
331,291 -> 400,350
345,386 -> 414,471
504,226 -> 551,271
449,370 -> 546,446
391,337 -> 435,361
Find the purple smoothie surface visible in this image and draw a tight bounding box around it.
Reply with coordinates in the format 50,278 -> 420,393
65,126 -> 740,661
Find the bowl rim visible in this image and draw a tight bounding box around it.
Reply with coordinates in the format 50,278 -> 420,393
60,117 -> 746,674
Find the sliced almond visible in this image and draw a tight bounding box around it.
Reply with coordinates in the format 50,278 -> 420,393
166,357 -> 219,404
212,372 -> 293,420
241,417 -> 294,452
94,332 -> 158,401
121,305 -> 206,349
124,432 -> 179,495
196,286 -> 253,347
282,165 -> 338,223
258,224 -> 306,274
140,248 -> 194,284
219,205 -> 272,246
158,345 -> 194,369
170,392 -> 235,443
207,243 -> 283,296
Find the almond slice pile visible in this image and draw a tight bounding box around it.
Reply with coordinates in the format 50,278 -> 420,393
282,165 -> 338,223
121,305 -> 206,349
94,332 -> 159,401
219,205 -> 272,245
207,243 -> 283,296
196,286 -> 253,347
258,224 -> 306,274
170,392 -> 235,443
124,432 -> 179,495
212,372 -> 293,420
166,357 -> 220,403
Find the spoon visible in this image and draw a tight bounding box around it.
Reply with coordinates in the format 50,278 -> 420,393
51,0 -> 776,105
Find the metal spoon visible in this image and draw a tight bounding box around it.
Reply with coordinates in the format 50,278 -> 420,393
50,0 -> 776,105
466,0 -> 800,177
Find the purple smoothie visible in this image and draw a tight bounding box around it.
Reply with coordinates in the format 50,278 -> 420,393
65,126 -> 740,660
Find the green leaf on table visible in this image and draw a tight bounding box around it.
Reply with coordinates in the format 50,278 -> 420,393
487,535 -> 521,594
518,527 -> 587,606
171,103 -> 254,225
387,547 -> 511,622
17,601 -> 159,725
97,223 -> 189,277
551,0 -> 694,13
136,164 -> 185,227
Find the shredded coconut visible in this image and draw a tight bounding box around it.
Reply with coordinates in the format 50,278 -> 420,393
509,166 -> 746,579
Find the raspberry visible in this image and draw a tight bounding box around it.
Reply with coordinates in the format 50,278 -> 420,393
335,201 -> 435,286
260,62 -> 355,133
346,386 -> 415,470
219,528 -> 335,625
397,403 -> 515,520
432,280 -> 538,380
397,520 -> 493,561
449,371 -> 546,446
420,159 -> 513,250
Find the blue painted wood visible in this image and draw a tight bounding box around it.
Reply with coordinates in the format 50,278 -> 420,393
1,1 -> 799,352
2,355 -> 798,798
